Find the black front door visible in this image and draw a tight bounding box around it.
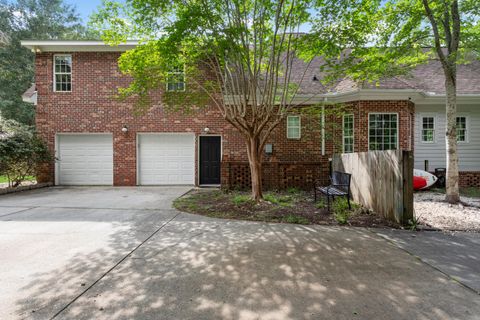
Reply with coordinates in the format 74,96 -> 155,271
199,136 -> 221,185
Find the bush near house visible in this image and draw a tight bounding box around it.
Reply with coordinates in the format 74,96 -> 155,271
0,119 -> 51,187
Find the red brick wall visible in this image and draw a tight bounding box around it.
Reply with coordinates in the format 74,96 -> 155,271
35,51 -> 418,187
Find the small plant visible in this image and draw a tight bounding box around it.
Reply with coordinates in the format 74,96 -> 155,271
232,194 -> 252,206
332,198 -> 351,225
315,198 -> 326,209
407,214 -> 422,231
283,214 -> 310,224
286,187 -> 301,194
264,193 -> 294,207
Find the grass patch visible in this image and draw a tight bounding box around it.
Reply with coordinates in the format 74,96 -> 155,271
0,175 -> 35,184
461,187 -> 480,198
429,187 -> 480,199
264,193 -> 294,207
283,214 -> 310,225
232,194 -> 253,206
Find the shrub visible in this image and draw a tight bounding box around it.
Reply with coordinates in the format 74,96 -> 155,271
0,119 -> 52,187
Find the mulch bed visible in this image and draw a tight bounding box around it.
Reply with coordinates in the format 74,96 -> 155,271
173,189 -> 399,228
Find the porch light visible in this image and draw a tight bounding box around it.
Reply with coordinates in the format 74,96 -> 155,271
204,127 -> 210,133
121,125 -> 128,133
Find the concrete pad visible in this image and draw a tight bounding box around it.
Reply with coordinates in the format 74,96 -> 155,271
0,187 -> 189,320
0,206 -> 32,217
374,229 -> 480,294
56,215 -> 480,320
0,186 -> 189,210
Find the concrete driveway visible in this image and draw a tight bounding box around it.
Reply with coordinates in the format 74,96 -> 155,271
0,187 -> 479,320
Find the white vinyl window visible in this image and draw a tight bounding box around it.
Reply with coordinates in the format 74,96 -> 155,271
166,65 -> 185,92
456,116 -> 467,142
54,55 -> 72,92
287,116 -> 301,139
421,116 -> 435,143
343,114 -> 354,153
368,113 -> 398,150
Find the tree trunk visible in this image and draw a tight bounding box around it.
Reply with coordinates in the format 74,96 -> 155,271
246,136 -> 263,201
445,75 -> 460,204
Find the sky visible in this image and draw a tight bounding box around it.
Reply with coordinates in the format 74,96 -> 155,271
64,0 -> 117,23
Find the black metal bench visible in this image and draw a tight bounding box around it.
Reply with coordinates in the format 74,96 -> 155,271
314,171 -> 352,211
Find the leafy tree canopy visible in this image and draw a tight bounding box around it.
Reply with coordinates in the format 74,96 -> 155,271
0,0 -> 97,125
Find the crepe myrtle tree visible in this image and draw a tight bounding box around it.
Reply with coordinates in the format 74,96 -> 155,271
92,0 -> 354,201
308,0 -> 480,203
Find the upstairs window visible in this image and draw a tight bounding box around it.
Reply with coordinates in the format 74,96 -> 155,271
456,116 -> 467,142
166,65 -> 185,92
287,116 -> 301,139
368,113 -> 398,150
54,55 -> 72,92
343,114 -> 354,153
421,116 -> 435,143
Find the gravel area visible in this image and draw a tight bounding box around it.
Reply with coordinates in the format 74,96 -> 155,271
415,191 -> 480,231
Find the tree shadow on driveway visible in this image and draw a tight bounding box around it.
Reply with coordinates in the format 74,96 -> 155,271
12,211 -> 480,320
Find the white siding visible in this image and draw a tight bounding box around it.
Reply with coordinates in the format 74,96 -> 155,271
414,104 -> 480,171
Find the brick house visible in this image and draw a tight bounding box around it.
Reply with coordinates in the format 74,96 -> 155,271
20,40 -> 480,188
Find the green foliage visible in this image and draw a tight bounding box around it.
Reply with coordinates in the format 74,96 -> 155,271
286,187 -> 301,194
0,119 -> 52,187
232,194 -> 253,206
315,199 -> 326,209
264,193 -> 294,207
332,198 -> 351,225
0,0 -> 95,125
407,214 -> 422,231
308,0 -> 479,85
283,214 -> 310,225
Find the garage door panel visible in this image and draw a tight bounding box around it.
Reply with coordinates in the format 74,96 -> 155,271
138,134 -> 195,185
57,134 -> 113,185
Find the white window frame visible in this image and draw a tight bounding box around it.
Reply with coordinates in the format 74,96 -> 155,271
367,112 -> 399,151
287,115 -> 301,139
166,64 -> 186,92
53,54 -> 72,92
420,114 -> 436,143
456,115 -> 469,143
342,114 -> 354,153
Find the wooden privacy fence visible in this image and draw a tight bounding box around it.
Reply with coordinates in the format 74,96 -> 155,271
332,150 -> 413,225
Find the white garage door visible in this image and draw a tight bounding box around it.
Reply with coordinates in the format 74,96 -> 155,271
138,134 -> 195,185
56,134 -> 113,185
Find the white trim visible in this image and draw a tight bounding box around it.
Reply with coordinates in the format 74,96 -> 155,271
342,113 -> 354,153
456,115 -> 469,144
166,64 -> 186,92
321,105 -> 325,155
198,134 -> 223,186
420,113 -> 437,144
53,54 -> 72,92
287,115 -> 301,139
21,40 -> 139,52
367,112 -> 399,151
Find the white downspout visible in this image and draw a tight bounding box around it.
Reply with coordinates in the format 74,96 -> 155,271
321,98 -> 326,156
